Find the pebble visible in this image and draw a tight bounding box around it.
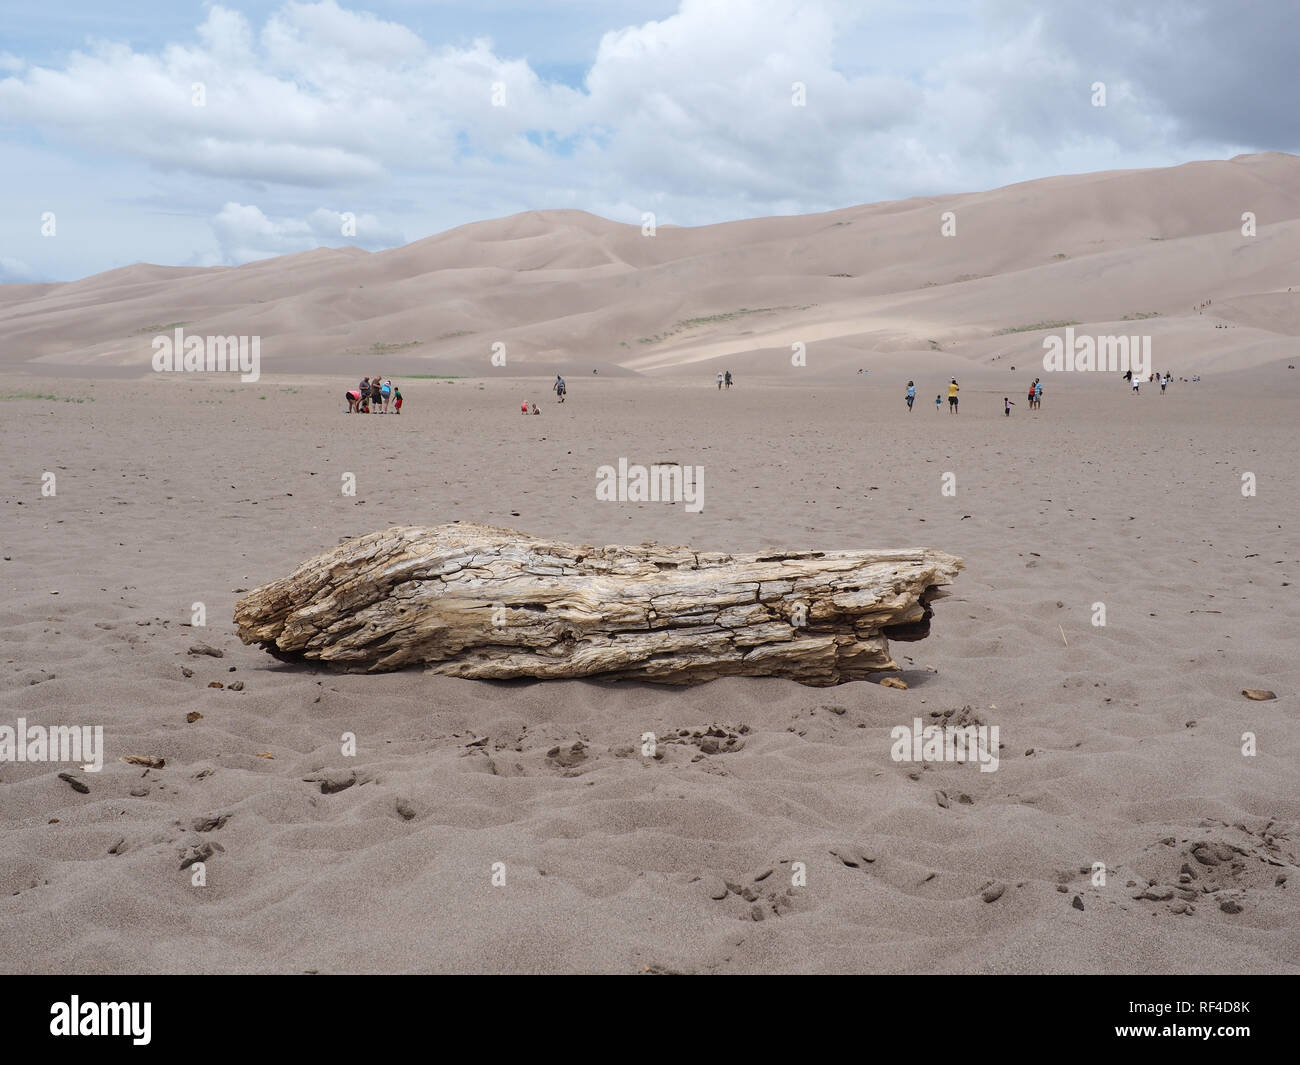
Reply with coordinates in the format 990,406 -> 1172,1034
702,877 -> 728,900
319,769 -> 356,794
1071,895 -> 1084,911
1219,899 -> 1243,914
981,883 -> 1005,903
57,772 -> 89,794
179,842 -> 214,870
188,644 -> 223,658
227,680 -> 245,691
396,798 -> 416,821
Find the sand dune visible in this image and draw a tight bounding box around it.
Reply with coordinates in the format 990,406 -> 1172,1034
3,153 -> 1300,377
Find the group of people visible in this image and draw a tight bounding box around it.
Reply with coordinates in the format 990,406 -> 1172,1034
715,370 -> 734,389
904,378 -> 964,413
1123,369 -> 1176,394
904,379 -> 967,413
518,374 -> 569,414
345,375 -> 401,414
903,376 -> 1047,416
1026,378 -> 1043,409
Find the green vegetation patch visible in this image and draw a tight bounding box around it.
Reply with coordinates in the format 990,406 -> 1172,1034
993,320 -> 1080,336
0,391 -> 93,403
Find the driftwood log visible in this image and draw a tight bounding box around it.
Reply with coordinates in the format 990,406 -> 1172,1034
233,523 -> 962,686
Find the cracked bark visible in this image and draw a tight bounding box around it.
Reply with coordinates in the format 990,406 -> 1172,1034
233,523 -> 962,686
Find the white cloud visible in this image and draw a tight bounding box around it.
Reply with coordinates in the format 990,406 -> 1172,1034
0,0 -> 1288,279
211,201 -> 404,263
0,256 -> 37,283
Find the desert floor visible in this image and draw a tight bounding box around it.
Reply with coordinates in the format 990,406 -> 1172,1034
1,366 -> 1296,973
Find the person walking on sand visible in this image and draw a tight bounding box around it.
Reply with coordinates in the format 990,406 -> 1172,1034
947,378 -> 959,413
716,372 -> 723,390
725,370 -> 732,389
1034,379 -> 1043,409
392,384 -> 403,414
935,393 -> 941,412
1004,396 -> 1014,417
554,374 -> 566,402
1027,379 -> 1036,409
905,380 -> 916,412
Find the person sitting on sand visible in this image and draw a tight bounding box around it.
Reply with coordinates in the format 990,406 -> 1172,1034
345,389 -> 362,413
948,378 -> 959,413
531,402 -> 541,415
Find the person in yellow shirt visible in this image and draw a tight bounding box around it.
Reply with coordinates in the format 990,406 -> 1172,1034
947,378 -> 959,414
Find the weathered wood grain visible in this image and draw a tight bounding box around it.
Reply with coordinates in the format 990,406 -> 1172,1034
233,523 -> 962,686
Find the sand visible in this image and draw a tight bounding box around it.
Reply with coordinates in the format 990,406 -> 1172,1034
1,154 -> 1297,973
0,368 -> 1295,974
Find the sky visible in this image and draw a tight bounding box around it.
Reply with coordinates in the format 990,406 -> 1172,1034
1,0 -> 1296,282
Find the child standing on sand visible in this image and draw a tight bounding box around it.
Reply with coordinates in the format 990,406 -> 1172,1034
906,380 -> 916,412
1004,397 -> 1014,416
392,385 -> 402,414
935,394 -> 941,412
